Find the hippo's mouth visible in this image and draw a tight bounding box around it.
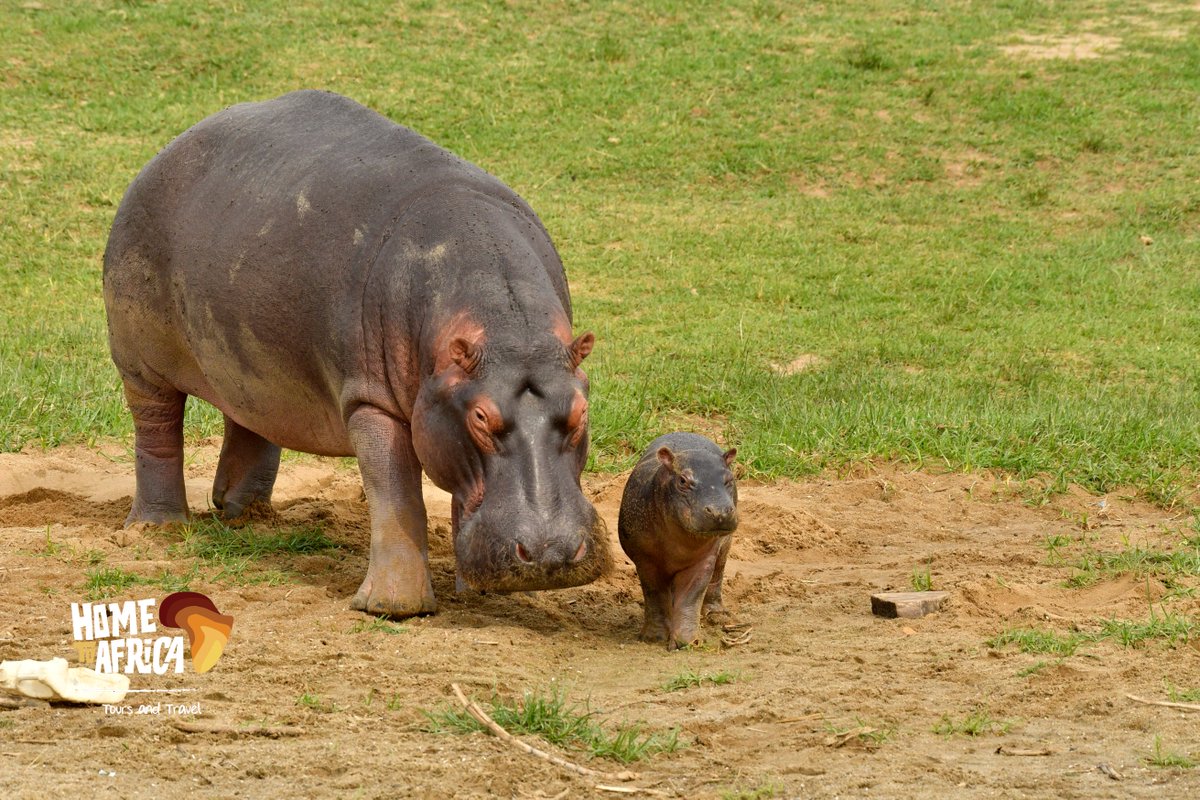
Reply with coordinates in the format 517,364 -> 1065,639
454,513 -> 611,593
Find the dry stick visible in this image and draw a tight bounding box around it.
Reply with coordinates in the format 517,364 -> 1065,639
1126,693 -> 1200,713
449,683 -> 638,783
170,720 -> 304,737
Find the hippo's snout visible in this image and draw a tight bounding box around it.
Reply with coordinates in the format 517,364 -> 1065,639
514,537 -> 589,567
701,504 -> 738,533
456,509 -> 611,593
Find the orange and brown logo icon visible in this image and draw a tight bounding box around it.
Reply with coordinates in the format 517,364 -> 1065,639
158,592 -> 234,674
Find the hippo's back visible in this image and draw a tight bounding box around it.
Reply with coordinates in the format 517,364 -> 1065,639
102,91 -> 523,455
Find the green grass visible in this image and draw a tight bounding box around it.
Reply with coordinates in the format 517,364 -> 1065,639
825,718 -> 896,747
349,618 -> 408,635
661,668 -> 738,692
296,691 -> 337,714
3,2 -> 1200,501
83,564 -> 198,600
1096,611 -> 1195,648
426,687 -> 680,764
1068,542 -> 1200,588
169,517 -> 337,585
1165,682 -> 1200,703
933,709 -> 1012,738
990,606 -> 1196,660
1145,737 -> 1197,769
987,628 -> 1087,657
910,564 -> 934,592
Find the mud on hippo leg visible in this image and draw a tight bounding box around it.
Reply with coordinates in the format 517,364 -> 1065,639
348,406 -> 436,618
212,415 -> 282,519
123,378 -> 189,527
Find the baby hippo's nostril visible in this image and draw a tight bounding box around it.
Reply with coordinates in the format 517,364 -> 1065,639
571,539 -> 588,564
515,541 -> 534,564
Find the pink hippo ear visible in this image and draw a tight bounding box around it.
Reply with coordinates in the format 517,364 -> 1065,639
723,448 -> 737,467
569,331 -> 594,369
656,446 -> 676,472
448,337 -> 482,375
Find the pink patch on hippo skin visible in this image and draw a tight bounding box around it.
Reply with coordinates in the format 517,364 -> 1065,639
566,390 -> 588,449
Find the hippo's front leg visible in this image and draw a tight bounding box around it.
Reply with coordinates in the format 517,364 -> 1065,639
701,534 -> 733,621
667,553 -> 720,650
347,406 -> 437,618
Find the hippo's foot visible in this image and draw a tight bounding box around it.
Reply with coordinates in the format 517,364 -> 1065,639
702,599 -> 731,624
351,561 -> 437,619
638,614 -> 672,645
215,498 -> 279,524
124,504 -> 189,529
212,417 -> 282,520
666,624 -> 702,652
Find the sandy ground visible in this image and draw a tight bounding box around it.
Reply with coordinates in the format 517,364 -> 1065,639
1,443 -> 1199,799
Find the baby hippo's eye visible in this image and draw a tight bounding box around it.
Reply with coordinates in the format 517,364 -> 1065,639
676,474 -> 691,492
473,407 -> 487,424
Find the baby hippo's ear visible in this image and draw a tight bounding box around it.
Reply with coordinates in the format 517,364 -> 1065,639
657,446 -> 676,472
723,447 -> 737,468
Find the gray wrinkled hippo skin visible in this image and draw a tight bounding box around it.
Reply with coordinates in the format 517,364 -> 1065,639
103,90 -> 610,618
618,432 -> 738,650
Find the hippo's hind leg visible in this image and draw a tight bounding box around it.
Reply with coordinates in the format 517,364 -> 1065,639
122,376 -> 189,527
212,415 -> 282,519
347,405 -> 436,618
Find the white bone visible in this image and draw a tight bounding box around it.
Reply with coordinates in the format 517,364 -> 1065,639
0,658 -> 130,704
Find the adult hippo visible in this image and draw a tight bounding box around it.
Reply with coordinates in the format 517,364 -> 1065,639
103,90 -> 610,617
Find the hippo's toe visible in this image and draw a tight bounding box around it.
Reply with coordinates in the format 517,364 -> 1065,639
351,577 -> 437,620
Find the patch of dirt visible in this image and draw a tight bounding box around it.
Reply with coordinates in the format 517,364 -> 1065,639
2,446 -> 1199,798
1001,33 -> 1122,60
769,353 -> 827,376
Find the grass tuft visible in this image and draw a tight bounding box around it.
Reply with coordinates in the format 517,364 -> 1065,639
425,687 -> 680,764
987,628 -> 1084,657
1145,736 -> 1197,769
350,618 -> 408,635
661,669 -> 739,693
934,709 -> 1012,737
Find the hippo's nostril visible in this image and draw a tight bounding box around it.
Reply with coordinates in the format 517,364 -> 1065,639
571,539 -> 588,564
515,542 -> 533,564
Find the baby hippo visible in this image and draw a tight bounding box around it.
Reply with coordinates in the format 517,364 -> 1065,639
618,432 -> 738,650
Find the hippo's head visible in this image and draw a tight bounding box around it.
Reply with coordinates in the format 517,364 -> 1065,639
411,326 -> 610,592
656,445 -> 739,536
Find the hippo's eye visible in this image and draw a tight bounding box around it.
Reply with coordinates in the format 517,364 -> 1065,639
676,474 -> 692,492
467,402 -> 500,454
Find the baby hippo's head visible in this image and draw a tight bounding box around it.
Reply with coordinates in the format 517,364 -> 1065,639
657,440 -> 738,535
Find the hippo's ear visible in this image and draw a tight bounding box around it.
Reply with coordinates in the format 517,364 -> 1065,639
569,331 -> 594,369
722,448 -> 737,467
448,337 -> 482,375
656,446 -> 676,472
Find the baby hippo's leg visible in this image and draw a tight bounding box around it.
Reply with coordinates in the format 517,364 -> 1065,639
667,558 -> 719,650
635,568 -> 671,644
702,534 -> 733,620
